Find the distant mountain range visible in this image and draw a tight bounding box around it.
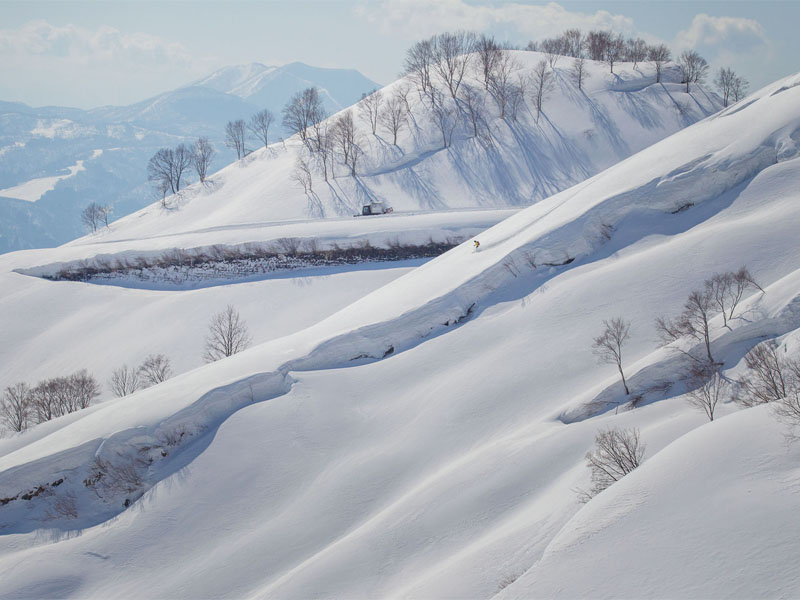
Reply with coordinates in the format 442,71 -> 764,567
0,62 -> 380,253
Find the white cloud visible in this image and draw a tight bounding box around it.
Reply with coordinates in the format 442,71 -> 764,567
354,0 -> 635,41
675,14 -> 769,54
0,20 -> 196,72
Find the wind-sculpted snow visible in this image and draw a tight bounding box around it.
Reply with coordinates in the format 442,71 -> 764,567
0,72 -> 799,598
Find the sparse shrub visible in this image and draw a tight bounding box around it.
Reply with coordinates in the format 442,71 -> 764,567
85,456 -> 144,500
45,491 -> 78,520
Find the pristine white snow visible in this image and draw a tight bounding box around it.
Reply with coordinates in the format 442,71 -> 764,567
0,64 -> 798,599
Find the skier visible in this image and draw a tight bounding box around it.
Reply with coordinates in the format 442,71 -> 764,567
473,240 -> 480,251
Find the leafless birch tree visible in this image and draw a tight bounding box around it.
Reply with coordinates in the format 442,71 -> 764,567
648,44 -> 671,83
358,89 -> 383,135
593,317 -> 632,395
579,427 -> 644,501
225,120 -> 247,159
380,92 -> 409,145
203,305 -> 252,362
248,109 -> 275,149
1,383 -> 32,432
192,137 -> 215,183
530,60 -> 553,123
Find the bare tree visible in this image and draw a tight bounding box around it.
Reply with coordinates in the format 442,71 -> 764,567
291,157 -> 313,193
475,34 -> 502,90
593,317 -> 632,395
487,51 -> 521,120
530,60 -> 553,123
605,33 -> 625,73
686,364 -> 727,421
282,87 -> 325,146
172,143 -> 193,189
431,31 -> 476,99
731,75 -> 749,103
403,37 -> 435,97
225,119 -> 247,159
736,340 -> 794,406
313,124 -> 333,181
147,148 -> 176,195
204,305 -> 252,362
110,365 -> 143,397
1,383 -> 32,432
192,137 -> 215,183
648,44 -> 672,83
561,29 -> 584,57
571,56 -> 589,90
580,427 -> 644,501
148,144 -> 192,194
541,36 -> 564,68
379,92 -> 409,145
81,203 -> 103,233
358,89 -> 383,135
99,204 -> 112,228
458,84 -> 486,136
332,110 -> 361,175
678,50 -> 708,92
248,109 -> 275,149
70,370 -> 101,410
625,37 -> 647,69
584,30 -> 612,61
705,266 -> 763,328
657,287 -> 717,365
138,354 -> 173,386
714,67 -> 749,107
429,91 -> 458,148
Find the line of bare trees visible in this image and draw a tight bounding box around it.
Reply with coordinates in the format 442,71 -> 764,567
1,370 -> 100,433
224,108 -> 276,160
578,267 -> 771,502
280,27 -> 744,196
589,267 -> 763,423
147,138 -> 216,205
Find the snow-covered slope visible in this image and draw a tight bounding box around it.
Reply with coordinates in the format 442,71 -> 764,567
0,69 -> 798,598
87,53 -> 720,248
0,63 -> 380,254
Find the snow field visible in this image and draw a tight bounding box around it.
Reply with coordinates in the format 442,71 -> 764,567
0,68 -> 798,598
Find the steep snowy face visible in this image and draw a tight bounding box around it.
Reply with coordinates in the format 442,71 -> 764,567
0,67 -> 798,599
81,52 -> 721,248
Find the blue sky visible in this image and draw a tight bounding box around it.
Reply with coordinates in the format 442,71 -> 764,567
0,0 -> 797,108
